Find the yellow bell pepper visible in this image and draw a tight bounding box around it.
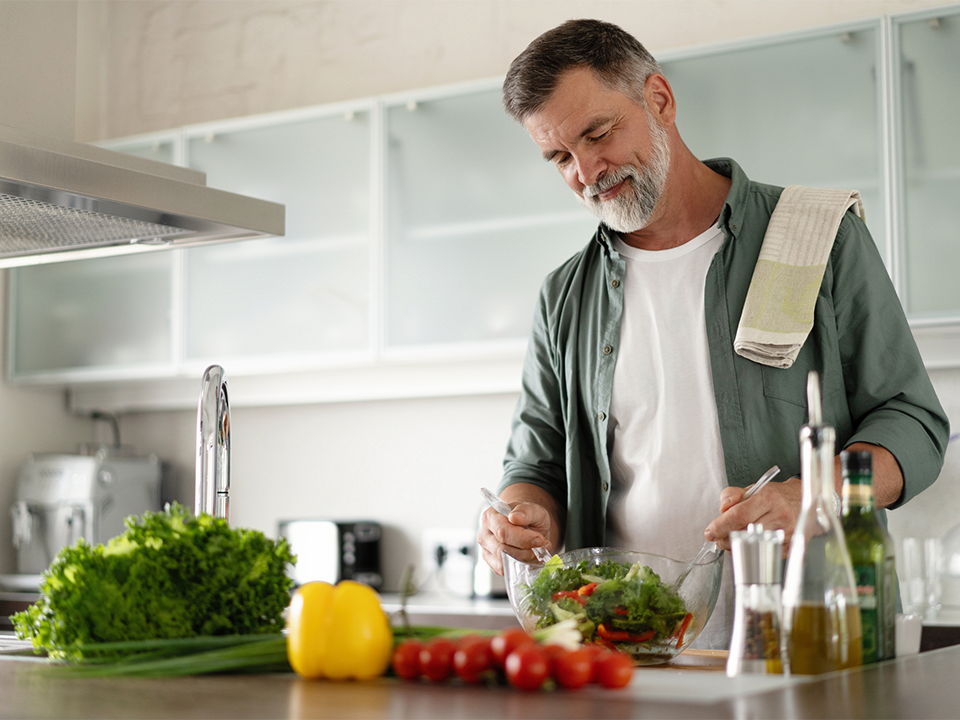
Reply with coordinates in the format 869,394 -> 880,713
286,579 -> 393,680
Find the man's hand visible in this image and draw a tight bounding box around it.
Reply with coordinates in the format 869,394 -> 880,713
703,477 -> 803,555
476,483 -> 564,575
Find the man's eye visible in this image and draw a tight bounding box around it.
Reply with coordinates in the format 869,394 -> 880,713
554,154 -> 571,167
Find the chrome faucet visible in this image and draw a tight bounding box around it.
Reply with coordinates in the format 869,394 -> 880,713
195,365 -> 231,520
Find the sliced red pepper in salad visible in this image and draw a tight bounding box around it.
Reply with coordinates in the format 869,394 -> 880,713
673,612 -> 693,649
551,590 -> 586,605
597,624 -> 656,644
577,582 -> 599,597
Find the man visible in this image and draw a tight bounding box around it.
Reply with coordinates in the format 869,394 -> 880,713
477,19 -> 948,649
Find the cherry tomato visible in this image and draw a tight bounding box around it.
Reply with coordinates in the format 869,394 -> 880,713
490,628 -> 534,667
593,650 -> 634,689
453,636 -> 493,683
419,637 -> 456,682
577,644 -> 606,683
505,644 -> 549,691
391,639 -> 423,680
540,643 -> 568,675
553,647 -> 593,690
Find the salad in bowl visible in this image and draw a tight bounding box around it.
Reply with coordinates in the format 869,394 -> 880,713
503,547 -> 723,665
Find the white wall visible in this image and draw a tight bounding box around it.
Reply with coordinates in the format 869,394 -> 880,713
3,0 -> 958,587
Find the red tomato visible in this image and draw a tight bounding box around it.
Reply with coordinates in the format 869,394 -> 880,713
505,644 -> 549,691
553,647 -> 593,690
490,628 -> 534,667
419,637 -> 456,682
540,643 -> 568,674
453,637 -> 493,683
593,650 -> 634,689
391,639 -> 423,680
577,644 -> 606,683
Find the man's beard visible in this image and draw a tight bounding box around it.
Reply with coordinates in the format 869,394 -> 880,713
579,116 -> 670,233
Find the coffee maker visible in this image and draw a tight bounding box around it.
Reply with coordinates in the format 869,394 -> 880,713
11,448 -> 162,576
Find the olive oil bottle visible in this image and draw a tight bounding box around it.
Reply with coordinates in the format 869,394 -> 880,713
781,372 -> 863,675
841,450 -> 896,663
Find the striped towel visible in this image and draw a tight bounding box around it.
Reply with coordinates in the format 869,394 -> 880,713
734,185 -> 864,369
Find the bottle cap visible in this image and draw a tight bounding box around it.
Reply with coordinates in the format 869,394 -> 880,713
841,449 -> 873,477
729,523 -> 785,585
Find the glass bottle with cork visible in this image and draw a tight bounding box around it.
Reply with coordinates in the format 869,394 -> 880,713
781,371 -> 863,675
841,449 -> 896,662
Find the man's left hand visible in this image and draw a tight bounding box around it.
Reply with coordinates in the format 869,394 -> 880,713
703,477 -> 803,555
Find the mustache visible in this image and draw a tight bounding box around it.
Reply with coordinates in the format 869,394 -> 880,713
583,166 -> 639,199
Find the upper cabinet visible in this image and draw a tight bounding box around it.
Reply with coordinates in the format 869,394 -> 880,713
893,9 -> 960,319
382,84 -> 593,351
7,6 -> 960,403
660,24 -> 885,251
182,107 -> 374,366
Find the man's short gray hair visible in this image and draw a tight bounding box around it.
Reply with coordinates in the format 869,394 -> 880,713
503,19 -> 662,124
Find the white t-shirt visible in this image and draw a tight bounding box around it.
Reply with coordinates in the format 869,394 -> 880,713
604,223 -> 734,650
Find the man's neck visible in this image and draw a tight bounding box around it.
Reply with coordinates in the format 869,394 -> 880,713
620,155 -> 732,251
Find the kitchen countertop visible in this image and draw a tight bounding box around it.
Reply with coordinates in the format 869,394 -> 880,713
1,641 -> 960,719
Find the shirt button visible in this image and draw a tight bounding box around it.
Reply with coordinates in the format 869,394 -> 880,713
731,223 -> 738,231
611,279 -> 620,289
603,345 -> 613,355
602,482 -> 609,492
598,411 -> 606,422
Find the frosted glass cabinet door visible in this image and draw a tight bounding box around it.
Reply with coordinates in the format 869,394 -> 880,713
10,252 -> 174,375
896,10 -> 960,318
660,24 -> 884,247
184,111 -> 371,360
384,87 -> 595,347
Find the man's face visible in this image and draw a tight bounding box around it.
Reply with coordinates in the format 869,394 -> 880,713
524,67 -> 671,233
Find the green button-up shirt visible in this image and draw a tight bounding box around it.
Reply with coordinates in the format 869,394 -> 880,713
501,158 -> 949,551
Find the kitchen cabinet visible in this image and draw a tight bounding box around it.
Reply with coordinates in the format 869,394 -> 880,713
8,6 -> 960,406
182,107 -> 374,366
382,83 -> 593,350
893,8 -> 960,319
659,22 -> 885,252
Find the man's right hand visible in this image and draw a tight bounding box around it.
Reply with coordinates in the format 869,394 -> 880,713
476,484 -> 563,575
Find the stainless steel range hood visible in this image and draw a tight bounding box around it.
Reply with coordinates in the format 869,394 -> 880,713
0,1 -> 284,269
0,123 -> 285,268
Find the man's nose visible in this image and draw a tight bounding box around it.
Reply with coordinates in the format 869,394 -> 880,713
573,152 -> 605,189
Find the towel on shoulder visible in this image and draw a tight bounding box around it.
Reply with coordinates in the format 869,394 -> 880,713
734,185 -> 864,369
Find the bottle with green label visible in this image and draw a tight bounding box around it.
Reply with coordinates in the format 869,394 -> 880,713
841,450 -> 897,663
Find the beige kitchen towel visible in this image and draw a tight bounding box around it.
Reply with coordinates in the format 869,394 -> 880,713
734,185 -> 864,369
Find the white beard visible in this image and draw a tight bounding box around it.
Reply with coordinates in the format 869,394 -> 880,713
579,116 -> 670,234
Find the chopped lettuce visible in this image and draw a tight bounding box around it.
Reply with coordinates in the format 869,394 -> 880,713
13,503 -> 295,661
524,558 -> 688,645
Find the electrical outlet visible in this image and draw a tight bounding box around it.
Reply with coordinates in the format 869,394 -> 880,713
422,527 -> 477,596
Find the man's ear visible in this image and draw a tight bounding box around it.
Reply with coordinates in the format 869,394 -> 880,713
644,73 -> 677,126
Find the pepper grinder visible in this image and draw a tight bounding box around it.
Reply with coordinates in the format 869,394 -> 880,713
727,523 -> 785,677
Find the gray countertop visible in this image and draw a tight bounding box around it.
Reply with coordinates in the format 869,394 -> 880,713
1,642 -> 960,719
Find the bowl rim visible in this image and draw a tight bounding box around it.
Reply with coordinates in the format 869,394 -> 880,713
502,545 -> 723,569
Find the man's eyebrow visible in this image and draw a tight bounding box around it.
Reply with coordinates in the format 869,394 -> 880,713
540,115 -> 615,163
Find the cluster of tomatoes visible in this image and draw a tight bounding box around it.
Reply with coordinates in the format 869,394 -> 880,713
391,627 -> 634,691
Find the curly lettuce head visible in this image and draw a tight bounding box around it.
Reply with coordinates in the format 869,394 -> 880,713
13,503 -> 295,660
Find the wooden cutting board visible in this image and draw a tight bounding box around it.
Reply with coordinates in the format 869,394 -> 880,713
648,648 -> 728,671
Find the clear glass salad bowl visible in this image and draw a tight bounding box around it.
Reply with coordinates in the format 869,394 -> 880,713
503,546 -> 723,665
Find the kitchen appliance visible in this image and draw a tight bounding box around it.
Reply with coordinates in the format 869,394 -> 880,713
9,448 -> 161,576
0,4 -> 284,268
278,520 -> 382,591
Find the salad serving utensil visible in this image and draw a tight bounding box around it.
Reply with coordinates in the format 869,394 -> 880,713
671,464 -> 781,590
480,487 -> 553,564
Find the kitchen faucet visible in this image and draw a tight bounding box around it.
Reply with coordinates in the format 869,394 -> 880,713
195,365 -> 231,521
